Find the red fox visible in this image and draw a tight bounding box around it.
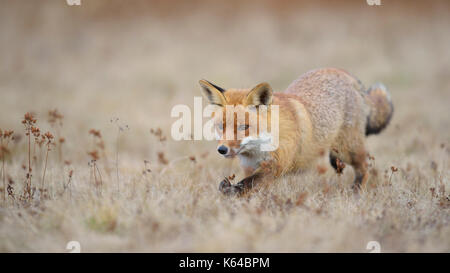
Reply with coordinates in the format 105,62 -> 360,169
199,68 -> 393,195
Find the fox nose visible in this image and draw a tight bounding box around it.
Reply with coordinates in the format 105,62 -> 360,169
217,145 -> 228,155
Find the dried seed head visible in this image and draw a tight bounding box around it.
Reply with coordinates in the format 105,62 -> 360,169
150,128 -> 166,142
157,152 -> 168,165
88,150 -> 99,161
44,132 -> 54,140
23,112 -> 37,125
24,112 -> 34,122
4,130 -> 14,138
335,158 -> 346,174
31,126 -> 40,138
0,129 -> 14,140
89,129 -> 101,138
391,166 -> 398,172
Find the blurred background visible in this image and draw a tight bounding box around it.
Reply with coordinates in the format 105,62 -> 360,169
0,0 -> 449,164
1,0 -> 450,253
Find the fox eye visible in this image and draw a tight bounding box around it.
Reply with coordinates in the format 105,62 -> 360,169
238,124 -> 249,131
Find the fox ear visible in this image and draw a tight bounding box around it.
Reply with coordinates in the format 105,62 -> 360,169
199,79 -> 227,107
246,82 -> 273,106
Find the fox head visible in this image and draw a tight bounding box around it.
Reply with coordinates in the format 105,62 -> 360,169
199,79 -> 275,158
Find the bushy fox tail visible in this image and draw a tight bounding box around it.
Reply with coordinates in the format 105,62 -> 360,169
365,83 -> 393,136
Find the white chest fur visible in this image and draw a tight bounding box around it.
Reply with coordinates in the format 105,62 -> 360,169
238,154 -> 261,170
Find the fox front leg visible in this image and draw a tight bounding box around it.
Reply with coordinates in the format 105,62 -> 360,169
219,173 -> 261,196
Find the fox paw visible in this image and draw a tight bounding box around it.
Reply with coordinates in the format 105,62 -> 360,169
219,178 -> 243,196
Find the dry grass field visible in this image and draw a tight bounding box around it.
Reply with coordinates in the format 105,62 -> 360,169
0,0 -> 449,252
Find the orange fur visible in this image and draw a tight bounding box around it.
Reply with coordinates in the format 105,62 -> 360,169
200,68 -> 393,194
